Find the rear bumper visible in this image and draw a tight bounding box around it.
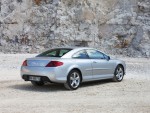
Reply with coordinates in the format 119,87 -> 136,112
22,75 -> 51,82
21,66 -> 67,83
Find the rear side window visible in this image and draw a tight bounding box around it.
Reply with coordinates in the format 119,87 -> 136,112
72,50 -> 89,59
37,49 -> 72,57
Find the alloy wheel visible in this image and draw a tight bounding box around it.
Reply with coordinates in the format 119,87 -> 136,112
70,72 -> 80,88
116,67 -> 124,81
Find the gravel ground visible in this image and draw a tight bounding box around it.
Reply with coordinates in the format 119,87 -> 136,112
0,54 -> 150,113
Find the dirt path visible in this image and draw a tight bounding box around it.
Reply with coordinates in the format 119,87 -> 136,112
0,54 -> 150,113
0,79 -> 150,113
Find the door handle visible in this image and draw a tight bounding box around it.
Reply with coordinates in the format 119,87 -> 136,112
93,61 -> 97,63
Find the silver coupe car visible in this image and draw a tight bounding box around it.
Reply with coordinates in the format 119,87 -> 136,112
21,47 -> 126,90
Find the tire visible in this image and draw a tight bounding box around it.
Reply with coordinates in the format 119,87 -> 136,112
112,65 -> 124,82
64,70 -> 81,90
31,81 -> 44,86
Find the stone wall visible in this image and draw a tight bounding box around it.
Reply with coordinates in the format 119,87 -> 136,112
0,0 -> 150,57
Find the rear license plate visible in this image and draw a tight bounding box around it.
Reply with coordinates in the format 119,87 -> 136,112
29,76 -> 41,81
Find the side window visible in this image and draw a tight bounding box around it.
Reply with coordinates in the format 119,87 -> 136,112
72,50 -> 89,59
86,49 -> 105,59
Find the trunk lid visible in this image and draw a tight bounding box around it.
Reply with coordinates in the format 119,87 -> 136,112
26,57 -> 60,67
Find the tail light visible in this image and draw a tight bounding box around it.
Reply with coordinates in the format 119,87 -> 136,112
46,61 -> 63,67
22,60 -> 27,66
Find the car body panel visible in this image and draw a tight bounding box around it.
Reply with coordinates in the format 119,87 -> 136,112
91,59 -> 115,79
21,47 -> 126,83
66,59 -> 93,81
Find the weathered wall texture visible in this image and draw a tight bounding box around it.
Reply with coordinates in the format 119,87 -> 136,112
0,0 -> 150,57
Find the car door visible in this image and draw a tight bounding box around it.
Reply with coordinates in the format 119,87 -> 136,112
72,50 -> 93,81
86,49 -> 114,79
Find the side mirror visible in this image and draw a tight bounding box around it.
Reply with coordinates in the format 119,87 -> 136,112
107,56 -> 110,61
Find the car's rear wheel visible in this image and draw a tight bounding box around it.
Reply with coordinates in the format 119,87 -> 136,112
113,65 -> 124,82
31,81 -> 44,86
64,70 -> 81,90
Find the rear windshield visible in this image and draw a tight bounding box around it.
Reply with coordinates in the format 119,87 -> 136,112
37,49 -> 72,57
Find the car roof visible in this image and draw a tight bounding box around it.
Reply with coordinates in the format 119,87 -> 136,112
52,47 -> 95,50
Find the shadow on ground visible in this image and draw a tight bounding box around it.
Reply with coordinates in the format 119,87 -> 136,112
9,83 -> 66,92
81,79 -> 112,88
9,79 -> 112,92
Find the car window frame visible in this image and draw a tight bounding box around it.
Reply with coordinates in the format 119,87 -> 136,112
72,50 -> 89,59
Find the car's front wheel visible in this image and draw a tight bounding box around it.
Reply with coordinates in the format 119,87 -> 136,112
64,70 -> 81,90
113,65 -> 124,82
31,81 -> 44,86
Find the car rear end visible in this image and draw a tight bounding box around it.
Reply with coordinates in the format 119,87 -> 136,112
21,57 -> 68,83
21,48 -> 73,83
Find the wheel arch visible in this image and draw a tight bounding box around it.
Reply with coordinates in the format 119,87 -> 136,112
68,68 -> 83,82
117,64 -> 125,74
